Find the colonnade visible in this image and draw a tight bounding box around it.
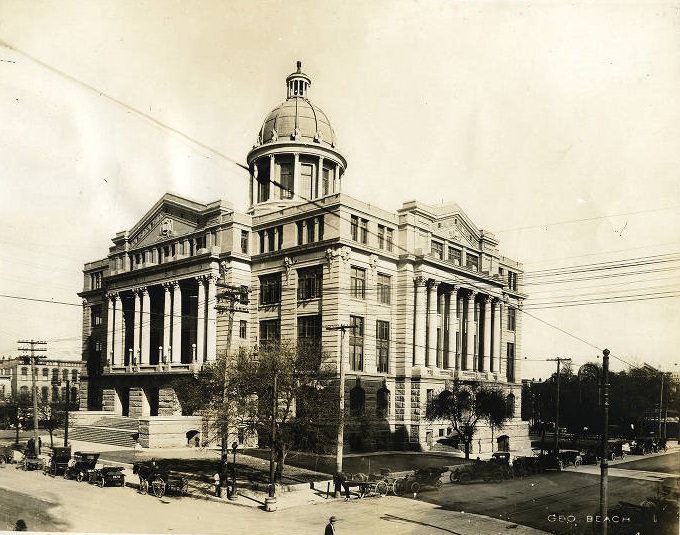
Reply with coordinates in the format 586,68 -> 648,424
413,276 -> 509,375
104,274 -> 217,366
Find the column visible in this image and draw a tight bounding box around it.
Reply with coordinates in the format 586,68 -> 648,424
118,294 -> 126,365
133,289 -> 141,365
492,298 -> 502,374
427,280 -> 439,369
513,301 -> 523,382
140,287 -> 150,365
171,282 -> 182,363
269,154 -> 275,201
446,286 -> 457,369
106,293 -> 116,365
482,295 -> 491,373
162,283 -> 172,363
293,153 -> 300,199
465,290 -> 476,371
205,274 -> 217,361
196,276 -> 206,362
413,277 -> 427,367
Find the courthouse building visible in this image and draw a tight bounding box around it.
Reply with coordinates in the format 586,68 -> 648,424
78,62 -> 529,451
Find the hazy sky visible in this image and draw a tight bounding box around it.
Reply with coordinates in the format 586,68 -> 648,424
1,0 -> 678,379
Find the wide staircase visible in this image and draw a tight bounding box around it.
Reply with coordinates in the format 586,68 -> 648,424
65,416 -> 139,448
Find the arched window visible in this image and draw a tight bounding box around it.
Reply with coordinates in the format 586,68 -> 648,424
41,386 -> 49,402
349,385 -> 365,416
506,393 -> 516,418
376,387 -> 390,419
62,369 -> 69,382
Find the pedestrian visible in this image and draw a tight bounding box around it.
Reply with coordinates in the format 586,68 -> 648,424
333,472 -> 351,501
324,515 -> 338,535
38,436 -> 42,455
213,472 -> 221,497
14,519 -> 27,531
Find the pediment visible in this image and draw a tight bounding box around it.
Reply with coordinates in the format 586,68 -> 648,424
128,195 -> 205,248
433,209 -> 481,248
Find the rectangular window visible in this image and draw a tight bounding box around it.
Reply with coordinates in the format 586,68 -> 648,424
280,161 -> 294,199
91,305 -> 102,327
300,163 -> 315,198
376,320 -> 389,373
259,320 -> 280,346
377,225 -> 385,249
240,230 -> 249,254
42,368 -> 48,378
466,253 -> 479,271
448,246 -> 462,265
350,215 -> 358,241
297,221 -> 304,245
349,316 -> 364,371
386,228 -> 393,252
360,218 -> 368,244
297,315 -> 322,345
507,307 -> 516,331
317,216 -> 324,241
507,342 -> 515,382
297,266 -> 323,300
350,266 -> 366,299
307,217 -> 315,244
259,274 -> 282,305
431,241 -> 444,260
239,320 -> 247,339
71,369 -> 78,382
508,271 -> 518,291
21,367 -> 28,376
322,167 -> 331,196
377,273 -> 391,305
267,229 -> 275,252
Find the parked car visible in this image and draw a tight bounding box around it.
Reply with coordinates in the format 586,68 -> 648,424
450,458 -> 506,483
537,452 -> 563,471
557,449 -> 582,467
88,466 -> 125,487
513,456 -> 543,477
64,451 -> 100,482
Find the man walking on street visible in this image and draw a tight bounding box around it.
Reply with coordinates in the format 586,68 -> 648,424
324,516 -> 338,535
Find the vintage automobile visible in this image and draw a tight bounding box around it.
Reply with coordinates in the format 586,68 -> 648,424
133,460 -> 189,498
64,451 -> 100,482
403,466 -> 447,491
450,459 -> 505,484
88,466 -> 126,488
512,455 -> 543,477
537,452 -> 564,471
557,449 -> 583,467
44,446 -> 72,477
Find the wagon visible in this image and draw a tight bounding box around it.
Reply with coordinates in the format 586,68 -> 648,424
19,448 -> 44,471
44,446 -> 71,477
133,460 -> 189,498
64,451 -> 100,482
88,466 -> 126,488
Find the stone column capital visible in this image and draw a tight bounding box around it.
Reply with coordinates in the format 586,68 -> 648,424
427,279 -> 440,290
105,292 -> 119,302
414,276 -> 427,287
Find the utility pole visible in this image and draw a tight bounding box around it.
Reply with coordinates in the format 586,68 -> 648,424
17,340 -> 47,454
658,371 -> 664,443
547,357 -> 571,454
326,323 -> 354,485
64,379 -> 70,447
600,348 -> 610,535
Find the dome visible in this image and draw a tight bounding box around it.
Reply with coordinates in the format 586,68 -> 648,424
255,61 -> 337,149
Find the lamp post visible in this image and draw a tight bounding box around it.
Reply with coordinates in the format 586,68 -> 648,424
599,348 -> 610,535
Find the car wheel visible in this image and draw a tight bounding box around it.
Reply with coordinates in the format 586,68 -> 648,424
98,477 -> 105,488
557,461 -> 563,472
394,478 -> 406,495
410,481 -> 421,493
574,460 -> 581,468
459,472 -> 471,484
434,479 -> 443,489
76,472 -> 84,482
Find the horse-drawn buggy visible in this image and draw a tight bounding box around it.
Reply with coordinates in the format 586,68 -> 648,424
44,446 -> 71,477
64,451 -> 100,482
88,466 -> 126,488
133,460 -> 189,498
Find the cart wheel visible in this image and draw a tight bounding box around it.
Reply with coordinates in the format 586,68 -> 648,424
139,478 -> 148,495
180,479 -> 189,495
151,477 -> 166,498
434,478 -> 443,489
375,480 -> 388,496
449,470 -> 458,483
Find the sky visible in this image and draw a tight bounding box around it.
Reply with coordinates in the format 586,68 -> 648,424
1,0 -> 679,380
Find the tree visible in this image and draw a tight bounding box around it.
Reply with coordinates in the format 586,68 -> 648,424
37,398 -> 67,449
425,380 -> 510,459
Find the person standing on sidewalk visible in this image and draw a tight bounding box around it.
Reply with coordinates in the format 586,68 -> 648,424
212,473 -> 221,497
324,516 -> 338,535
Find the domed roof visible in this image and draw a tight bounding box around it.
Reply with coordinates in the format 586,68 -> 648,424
255,62 -> 338,149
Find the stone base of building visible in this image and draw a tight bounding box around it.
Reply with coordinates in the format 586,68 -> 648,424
424,419 -> 531,456
139,415 -> 204,448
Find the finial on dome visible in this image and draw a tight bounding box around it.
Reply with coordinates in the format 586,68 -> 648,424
297,60 -> 302,73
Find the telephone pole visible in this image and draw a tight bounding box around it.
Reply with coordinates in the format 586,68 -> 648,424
326,323 -> 354,481
17,340 -> 47,453
600,348 -> 610,535
547,357 -> 571,453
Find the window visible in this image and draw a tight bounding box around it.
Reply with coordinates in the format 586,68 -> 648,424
52,369 -> 59,382
377,273 -> 391,305
62,369 -> 69,382
71,369 -> 78,382
377,225 -> 385,249
298,266 -> 323,300
506,393 -> 516,417
240,230 -> 249,254
350,215 -> 358,241
259,274 -> 282,305
317,216 -> 324,241
431,241 -> 444,260
506,342 -> 515,382
307,218 -> 315,244
280,161 -> 294,199
507,307 -> 516,331
21,367 -> 28,376
350,385 -> 365,416
376,386 -> 390,418
321,167 -> 331,196
297,315 -> 322,347
376,320 -> 389,373
256,160 -> 271,202
239,320 -> 247,339
42,368 -> 48,378
386,228 -> 393,252
259,320 -> 280,346
360,218 -> 368,244
349,315 -> 364,371
466,253 -> 479,271
350,267 -> 366,299
91,271 -> 103,290
91,305 -> 102,327
300,163 -> 314,198
448,247 -> 462,265
508,271 -> 518,291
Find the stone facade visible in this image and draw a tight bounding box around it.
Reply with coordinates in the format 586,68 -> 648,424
78,62 -> 529,453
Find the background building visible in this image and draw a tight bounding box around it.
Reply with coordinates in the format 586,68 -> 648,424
0,356 -> 80,404
79,62 -> 529,452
